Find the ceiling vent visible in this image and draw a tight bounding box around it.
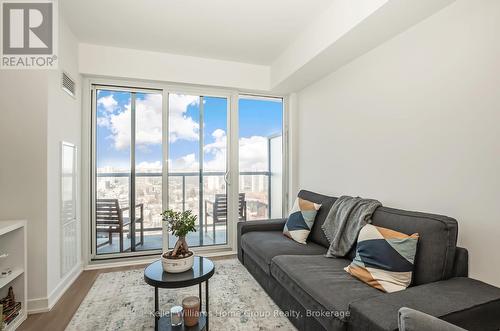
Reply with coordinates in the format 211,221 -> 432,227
61,72 -> 76,98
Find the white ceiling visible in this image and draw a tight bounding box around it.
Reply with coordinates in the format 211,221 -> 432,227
61,0 -> 333,65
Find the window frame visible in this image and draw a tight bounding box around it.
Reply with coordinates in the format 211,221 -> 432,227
82,77 -> 289,264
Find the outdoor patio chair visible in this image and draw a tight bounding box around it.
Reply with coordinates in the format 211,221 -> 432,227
204,193 -> 247,237
96,199 -> 144,252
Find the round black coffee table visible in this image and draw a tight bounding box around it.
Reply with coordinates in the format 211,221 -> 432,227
144,256 -> 215,331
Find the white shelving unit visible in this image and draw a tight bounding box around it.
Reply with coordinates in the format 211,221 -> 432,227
0,220 -> 27,330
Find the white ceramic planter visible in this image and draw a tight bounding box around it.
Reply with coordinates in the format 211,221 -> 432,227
161,252 -> 194,273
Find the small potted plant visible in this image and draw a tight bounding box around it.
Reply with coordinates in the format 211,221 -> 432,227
161,209 -> 197,273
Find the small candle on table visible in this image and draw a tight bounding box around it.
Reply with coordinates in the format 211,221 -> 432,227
182,296 -> 200,326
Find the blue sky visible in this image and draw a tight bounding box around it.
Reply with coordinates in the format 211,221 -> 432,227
96,90 -> 282,172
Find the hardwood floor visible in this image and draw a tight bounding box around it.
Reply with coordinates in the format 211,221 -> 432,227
19,264 -> 146,331
18,255 -> 233,331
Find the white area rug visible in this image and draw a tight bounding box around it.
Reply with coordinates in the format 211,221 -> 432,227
66,259 -> 296,331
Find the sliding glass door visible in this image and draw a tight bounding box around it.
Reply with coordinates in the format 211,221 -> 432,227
167,94 -> 228,248
94,87 -> 163,255
91,84 -> 285,258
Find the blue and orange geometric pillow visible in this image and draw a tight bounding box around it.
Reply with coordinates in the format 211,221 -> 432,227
345,224 -> 419,293
283,197 -> 321,244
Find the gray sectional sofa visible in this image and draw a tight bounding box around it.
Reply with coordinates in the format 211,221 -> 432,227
237,190 -> 500,331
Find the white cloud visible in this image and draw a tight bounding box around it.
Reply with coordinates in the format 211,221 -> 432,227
204,129 -> 269,171
108,105 -> 131,150
169,129 -> 269,172
204,129 -> 227,171
169,153 -> 198,171
96,116 -> 110,127
135,94 -> 163,147
136,161 -> 162,172
97,94 -> 118,113
113,94 -> 163,150
101,93 -> 200,150
238,135 -> 268,171
211,128 -> 225,139
168,94 -> 200,143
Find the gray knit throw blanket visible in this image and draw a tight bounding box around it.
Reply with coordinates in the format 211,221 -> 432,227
322,195 -> 381,257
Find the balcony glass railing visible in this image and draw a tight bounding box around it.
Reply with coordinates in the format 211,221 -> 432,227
95,171 -> 272,254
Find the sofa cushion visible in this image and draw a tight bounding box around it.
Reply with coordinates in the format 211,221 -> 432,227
297,190 -> 336,248
270,255 -> 383,330
371,207 -> 457,285
240,231 -> 326,275
349,277 -> 500,331
283,196 -> 322,244
345,224 -> 419,293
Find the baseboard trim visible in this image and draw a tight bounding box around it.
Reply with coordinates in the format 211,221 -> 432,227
48,263 -> 83,308
84,250 -> 237,270
27,297 -> 50,314
27,262 -> 83,314
84,255 -> 157,270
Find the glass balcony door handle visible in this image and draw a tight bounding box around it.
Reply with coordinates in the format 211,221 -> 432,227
224,171 -> 230,185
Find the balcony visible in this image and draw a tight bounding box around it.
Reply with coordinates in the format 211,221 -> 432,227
95,171 -> 277,254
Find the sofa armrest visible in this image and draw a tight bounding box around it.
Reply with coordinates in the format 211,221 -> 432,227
451,247 -> 468,277
237,218 -> 287,263
398,307 -> 466,331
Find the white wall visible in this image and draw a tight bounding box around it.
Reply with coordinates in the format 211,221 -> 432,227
79,43 -> 270,91
0,15 -> 82,312
0,71 -> 49,301
46,15 -> 82,302
296,0 -> 500,286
